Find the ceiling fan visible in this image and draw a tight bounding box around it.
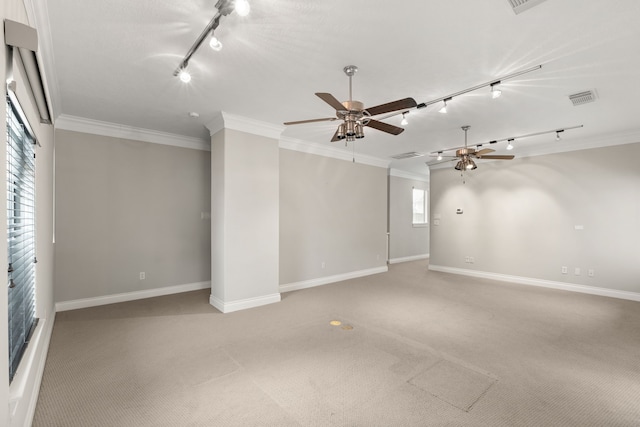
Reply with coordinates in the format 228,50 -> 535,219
283,65 -> 417,142
429,126 -> 515,171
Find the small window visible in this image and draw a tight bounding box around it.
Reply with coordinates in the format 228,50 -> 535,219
412,188 -> 427,225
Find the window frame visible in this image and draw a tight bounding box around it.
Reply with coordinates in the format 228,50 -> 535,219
412,187 -> 428,227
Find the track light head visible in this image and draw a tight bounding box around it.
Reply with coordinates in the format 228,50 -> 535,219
234,0 -> 251,16
439,98 -> 450,114
178,68 -> 191,83
209,34 -> 223,51
437,152 -> 443,161
556,130 -> 564,141
506,139 -> 514,150
401,113 -> 408,126
491,81 -> 502,99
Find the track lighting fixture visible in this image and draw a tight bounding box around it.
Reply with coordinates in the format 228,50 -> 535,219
439,98 -> 451,114
401,112 -> 408,126
174,0 -> 250,82
209,33 -> 223,51
490,81 -> 502,99
437,152 -> 443,161
506,139 -> 514,150
555,130 -> 564,141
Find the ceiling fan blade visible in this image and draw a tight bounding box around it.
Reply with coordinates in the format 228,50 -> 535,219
315,93 -> 346,111
365,119 -> 405,135
477,155 -> 515,160
283,117 -> 337,125
330,128 -> 341,142
474,148 -> 495,156
366,97 -> 417,116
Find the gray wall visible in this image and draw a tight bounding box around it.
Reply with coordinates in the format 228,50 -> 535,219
279,150 -> 388,284
430,142 -> 640,294
54,130 -> 211,302
388,174 -> 430,262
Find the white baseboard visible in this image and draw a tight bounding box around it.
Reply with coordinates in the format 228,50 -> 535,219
55,281 -> 211,312
10,310 -> 56,427
209,293 -> 281,313
389,254 -> 429,264
280,266 -> 389,293
428,265 -> 640,302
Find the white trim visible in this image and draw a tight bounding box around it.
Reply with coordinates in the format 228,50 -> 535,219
280,266 -> 389,293
55,115 -> 211,151
389,168 -> 430,181
428,265 -> 640,302
389,254 -> 430,264
9,312 -> 55,427
24,0 -> 60,123
279,136 -> 391,169
209,293 -> 281,313
55,281 -> 211,312
206,112 -> 284,140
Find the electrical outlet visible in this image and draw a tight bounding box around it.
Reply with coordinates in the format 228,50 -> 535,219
588,269 -> 595,277
561,266 -> 568,274
464,256 -> 470,263
321,262 -> 326,269
469,256 -> 474,264
574,267 -> 581,276
139,272 -> 145,280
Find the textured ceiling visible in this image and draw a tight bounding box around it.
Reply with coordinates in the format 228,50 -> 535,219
42,0 -> 640,175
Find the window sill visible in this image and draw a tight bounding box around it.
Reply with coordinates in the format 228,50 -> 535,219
412,223 -> 428,228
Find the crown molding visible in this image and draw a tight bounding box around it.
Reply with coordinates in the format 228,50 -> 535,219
24,0 -> 61,123
55,115 -> 210,151
279,136 -> 391,169
206,112 -> 284,140
389,168 -> 430,182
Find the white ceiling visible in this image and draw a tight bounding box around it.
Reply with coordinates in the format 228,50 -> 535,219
39,0 -> 640,175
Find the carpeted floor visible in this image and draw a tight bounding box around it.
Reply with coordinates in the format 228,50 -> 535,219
34,260 -> 640,426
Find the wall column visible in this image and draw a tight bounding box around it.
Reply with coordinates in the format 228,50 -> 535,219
206,113 -> 283,313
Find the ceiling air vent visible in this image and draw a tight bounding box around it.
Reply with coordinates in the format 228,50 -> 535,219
569,90 -> 597,106
508,0 -> 548,14
390,152 -> 425,160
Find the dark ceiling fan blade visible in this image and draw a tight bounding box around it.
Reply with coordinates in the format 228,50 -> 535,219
477,155 -> 515,160
474,148 -> 495,156
330,128 -> 341,142
365,119 -> 405,135
283,117 -> 337,125
315,93 -> 346,111
366,97 -> 417,116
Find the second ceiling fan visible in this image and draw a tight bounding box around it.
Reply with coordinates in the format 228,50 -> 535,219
283,65 -> 417,142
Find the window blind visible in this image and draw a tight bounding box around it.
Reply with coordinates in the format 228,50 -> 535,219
6,95 -> 37,383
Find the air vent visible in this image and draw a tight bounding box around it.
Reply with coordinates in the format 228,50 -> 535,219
390,152 -> 425,160
569,90 -> 597,106
508,0 -> 548,14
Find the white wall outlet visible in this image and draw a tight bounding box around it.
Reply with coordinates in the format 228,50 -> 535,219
574,267 -> 581,276
561,266 -> 568,274
321,262 -> 326,269
464,256 -> 470,263
588,269 -> 595,277
434,219 -> 440,226
139,272 -> 145,280
469,257 -> 474,263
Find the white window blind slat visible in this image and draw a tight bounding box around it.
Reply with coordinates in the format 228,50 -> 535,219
6,95 -> 37,383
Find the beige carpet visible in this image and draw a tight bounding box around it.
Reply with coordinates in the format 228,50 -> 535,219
34,260 -> 640,426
